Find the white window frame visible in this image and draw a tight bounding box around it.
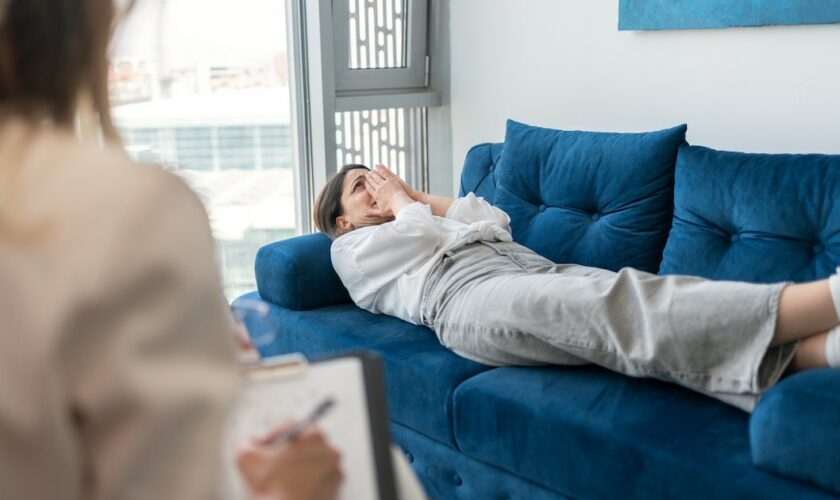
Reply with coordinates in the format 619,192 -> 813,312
287,0 -> 315,234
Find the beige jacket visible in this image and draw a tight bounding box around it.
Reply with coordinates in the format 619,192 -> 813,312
0,121 -> 240,499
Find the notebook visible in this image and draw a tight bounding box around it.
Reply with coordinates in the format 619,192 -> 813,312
224,351 -> 398,500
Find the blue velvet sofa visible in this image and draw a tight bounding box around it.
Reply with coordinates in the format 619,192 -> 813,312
236,120 -> 840,499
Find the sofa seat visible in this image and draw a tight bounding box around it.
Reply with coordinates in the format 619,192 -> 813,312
238,291 -> 492,447
391,421 -> 565,500
451,366 -> 832,499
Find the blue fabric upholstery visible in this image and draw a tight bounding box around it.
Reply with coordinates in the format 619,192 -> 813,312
235,292 -> 491,447
255,233 -> 351,310
452,366 -> 829,499
493,120 -> 686,273
751,369 -> 840,495
243,132 -> 840,498
660,145 -> 840,283
459,142 -> 504,201
391,422 -> 564,500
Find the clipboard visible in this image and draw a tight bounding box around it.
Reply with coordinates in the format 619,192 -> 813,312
225,350 -> 398,500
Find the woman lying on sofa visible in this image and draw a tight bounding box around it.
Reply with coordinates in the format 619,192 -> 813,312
314,164 -> 840,411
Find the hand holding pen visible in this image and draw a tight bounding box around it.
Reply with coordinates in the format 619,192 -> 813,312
266,398 -> 336,447
236,398 -> 342,500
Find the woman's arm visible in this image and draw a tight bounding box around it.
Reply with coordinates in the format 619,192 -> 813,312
371,166 -> 508,229
370,165 -> 454,216
411,191 -> 454,217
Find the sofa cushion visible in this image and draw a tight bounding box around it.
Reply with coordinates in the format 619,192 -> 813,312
391,422 -> 562,500
236,292 -> 492,447
751,369 -> 840,495
493,120 -> 686,273
255,233 -> 351,310
660,145 -> 840,282
459,142 -> 504,201
452,366 -> 827,499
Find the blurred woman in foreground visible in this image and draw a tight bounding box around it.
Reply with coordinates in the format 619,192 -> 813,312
0,1 -> 340,498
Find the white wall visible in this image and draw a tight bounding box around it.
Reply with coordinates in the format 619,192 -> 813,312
449,0 -> 840,190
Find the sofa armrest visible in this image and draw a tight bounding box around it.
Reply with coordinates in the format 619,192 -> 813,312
750,368 -> 840,495
255,233 -> 351,310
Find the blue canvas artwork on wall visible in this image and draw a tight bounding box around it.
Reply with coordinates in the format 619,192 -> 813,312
619,0 -> 840,30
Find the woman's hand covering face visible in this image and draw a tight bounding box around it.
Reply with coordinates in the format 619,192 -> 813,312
364,165 -> 413,218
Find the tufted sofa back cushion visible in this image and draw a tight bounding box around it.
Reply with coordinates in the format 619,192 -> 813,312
492,120 -> 687,273
660,146 -> 840,282
459,142 -> 504,201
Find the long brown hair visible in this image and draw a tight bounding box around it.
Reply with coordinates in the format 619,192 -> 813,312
0,0 -> 134,239
313,164 -> 369,239
0,0 -> 132,139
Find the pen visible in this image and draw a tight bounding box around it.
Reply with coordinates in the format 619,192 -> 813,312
267,397 -> 336,447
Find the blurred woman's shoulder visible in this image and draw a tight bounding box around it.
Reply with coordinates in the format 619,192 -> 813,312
0,118 -> 217,305
0,119 -> 204,241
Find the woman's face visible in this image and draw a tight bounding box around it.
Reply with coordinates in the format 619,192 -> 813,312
335,168 -> 392,233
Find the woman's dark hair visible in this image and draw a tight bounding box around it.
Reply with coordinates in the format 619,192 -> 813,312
314,164 -> 369,239
0,0 -> 134,240
0,0 -> 131,138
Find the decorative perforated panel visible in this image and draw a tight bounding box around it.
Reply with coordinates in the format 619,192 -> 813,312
335,107 -> 424,187
348,0 -> 408,69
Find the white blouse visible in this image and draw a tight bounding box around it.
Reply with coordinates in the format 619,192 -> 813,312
331,192 -> 512,325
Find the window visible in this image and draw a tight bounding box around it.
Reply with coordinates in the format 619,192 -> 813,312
110,0 -> 301,300
305,0 -> 438,188
335,107 -> 426,188
175,127 -> 214,170
260,125 -> 293,168
333,0 -> 428,91
218,126 -> 258,170
109,0 -> 439,299
122,128 -> 161,163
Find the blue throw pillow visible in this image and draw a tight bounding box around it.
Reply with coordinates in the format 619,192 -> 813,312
255,233 -> 351,310
494,120 -> 687,273
660,145 -> 840,282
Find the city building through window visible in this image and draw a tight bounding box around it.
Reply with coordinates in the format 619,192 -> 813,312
110,0 -> 297,300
